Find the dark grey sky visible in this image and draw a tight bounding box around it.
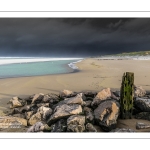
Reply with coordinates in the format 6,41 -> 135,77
0,18 -> 150,57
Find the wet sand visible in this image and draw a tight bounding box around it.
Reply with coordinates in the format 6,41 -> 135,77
0,58 -> 150,132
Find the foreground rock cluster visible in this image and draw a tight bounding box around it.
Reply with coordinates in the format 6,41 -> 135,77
1,86 -> 150,132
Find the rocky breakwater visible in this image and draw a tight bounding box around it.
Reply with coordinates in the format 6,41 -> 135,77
1,86 -> 150,132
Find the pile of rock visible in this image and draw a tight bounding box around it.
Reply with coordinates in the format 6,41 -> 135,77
2,86 -> 150,132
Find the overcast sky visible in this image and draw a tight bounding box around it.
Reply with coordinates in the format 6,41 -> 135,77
0,18 -> 150,57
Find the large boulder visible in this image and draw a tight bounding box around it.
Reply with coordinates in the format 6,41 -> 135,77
47,104 -> 82,125
37,106 -> 52,120
57,93 -> 85,106
31,93 -> 44,104
28,112 -> 42,126
51,119 -> 67,132
8,97 -> 26,108
67,115 -> 85,132
91,88 -> 112,108
134,97 -> 150,112
83,107 -> 94,124
0,116 -> 27,128
94,100 -> 120,131
134,86 -> 146,97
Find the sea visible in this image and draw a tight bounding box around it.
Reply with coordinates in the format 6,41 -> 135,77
0,57 -> 83,78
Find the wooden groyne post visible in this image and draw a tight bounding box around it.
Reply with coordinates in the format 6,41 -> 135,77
120,72 -> 134,119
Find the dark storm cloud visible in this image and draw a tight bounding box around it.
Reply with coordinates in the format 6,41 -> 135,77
0,18 -> 150,57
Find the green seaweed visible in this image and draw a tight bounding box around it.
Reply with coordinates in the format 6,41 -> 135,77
120,72 -> 134,119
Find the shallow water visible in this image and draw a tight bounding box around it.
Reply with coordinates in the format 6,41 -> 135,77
0,58 -> 82,78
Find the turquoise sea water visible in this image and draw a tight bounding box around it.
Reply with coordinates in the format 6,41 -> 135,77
0,59 -> 81,78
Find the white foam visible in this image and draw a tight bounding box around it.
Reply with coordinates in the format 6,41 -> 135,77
68,59 -> 83,69
0,57 -> 83,65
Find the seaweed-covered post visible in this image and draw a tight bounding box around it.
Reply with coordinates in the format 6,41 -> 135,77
120,72 -> 134,119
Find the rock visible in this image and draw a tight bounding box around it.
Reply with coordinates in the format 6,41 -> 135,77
37,106 -> 52,120
84,100 -> 92,107
31,93 -> 44,104
57,93 -> 85,106
27,122 -> 45,132
0,116 -> 27,127
110,128 -> 135,132
83,91 -> 97,98
10,108 -> 21,115
86,123 -> 97,132
28,112 -> 42,126
25,111 -> 34,120
51,119 -> 67,132
94,100 -> 120,131
91,88 -> 112,107
67,115 -> 85,132
37,103 -> 49,108
19,105 -> 31,113
8,97 -> 26,108
12,114 -> 25,119
134,97 -> 150,112
29,104 -> 38,113
111,92 -> 119,100
135,112 -> 150,121
136,122 -> 150,129
27,122 -> 51,132
134,86 -> 146,97
47,104 -> 82,125
113,91 -> 120,97
42,95 -> 51,103
83,107 -> 94,123
60,90 -> 73,97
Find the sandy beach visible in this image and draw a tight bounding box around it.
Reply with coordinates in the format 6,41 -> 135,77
1,58 -> 150,132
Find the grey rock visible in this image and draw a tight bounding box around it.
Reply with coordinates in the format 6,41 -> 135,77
60,90 -> 74,97
37,106 -> 52,120
28,112 -> 42,126
51,119 -> 67,132
19,105 -> 31,113
47,104 -> 82,125
86,123 -> 97,132
27,122 -> 51,132
27,122 -> 45,132
57,93 -> 85,106
83,107 -> 94,124
8,97 -> 26,108
0,116 -> 27,127
136,122 -> 150,129
134,86 -> 146,97
42,95 -> 51,103
31,93 -> 44,104
67,115 -> 85,132
135,112 -> 150,121
12,113 -> 25,119
110,128 -> 135,132
25,111 -> 34,120
84,100 -> 92,107
94,100 -> 120,131
37,103 -> 49,108
134,97 -> 150,112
